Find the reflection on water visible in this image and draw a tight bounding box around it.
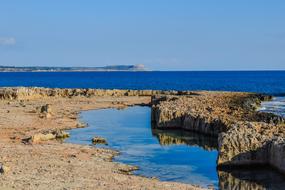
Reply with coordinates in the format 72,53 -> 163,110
219,168 -> 285,190
65,106 -> 219,188
151,129 -> 218,151
65,106 -> 285,190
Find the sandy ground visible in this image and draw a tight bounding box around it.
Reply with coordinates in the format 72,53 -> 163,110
0,96 -> 203,190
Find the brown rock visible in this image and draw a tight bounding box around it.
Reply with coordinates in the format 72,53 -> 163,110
92,136 -> 108,145
151,92 -> 285,174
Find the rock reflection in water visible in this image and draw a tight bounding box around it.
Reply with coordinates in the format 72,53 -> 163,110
151,129 -> 285,190
151,129 -> 218,151
218,168 -> 285,190
66,106 -> 285,190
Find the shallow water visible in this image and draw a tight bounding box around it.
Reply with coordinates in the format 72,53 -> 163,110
65,106 -> 285,189
65,106 -> 219,187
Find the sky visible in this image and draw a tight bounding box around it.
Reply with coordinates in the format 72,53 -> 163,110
0,0 -> 284,71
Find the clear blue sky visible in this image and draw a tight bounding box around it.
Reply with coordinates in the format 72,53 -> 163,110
0,0 -> 284,70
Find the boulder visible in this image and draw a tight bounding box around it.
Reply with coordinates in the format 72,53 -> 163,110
31,133 -> 56,143
22,130 -> 69,143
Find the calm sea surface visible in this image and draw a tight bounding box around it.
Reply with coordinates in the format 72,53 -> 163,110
0,71 -> 285,95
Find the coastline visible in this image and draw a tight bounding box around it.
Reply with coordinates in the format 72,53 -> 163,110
0,87 -> 284,189
0,88 -> 202,190
0,64 -> 148,72
0,70 -> 151,72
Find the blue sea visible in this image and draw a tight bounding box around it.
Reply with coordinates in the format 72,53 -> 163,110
0,71 -> 285,95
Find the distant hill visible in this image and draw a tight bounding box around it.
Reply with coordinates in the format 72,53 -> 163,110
0,64 -> 147,72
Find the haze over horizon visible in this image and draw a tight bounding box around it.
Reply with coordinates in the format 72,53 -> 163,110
0,1 -> 285,71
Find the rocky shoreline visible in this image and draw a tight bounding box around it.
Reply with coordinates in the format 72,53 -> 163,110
0,87 -> 284,189
0,87 -> 194,100
0,87 -> 202,190
151,92 -> 285,175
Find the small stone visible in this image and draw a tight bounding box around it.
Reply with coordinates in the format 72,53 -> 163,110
0,163 -> 8,174
39,104 -> 53,118
76,122 -> 87,128
40,104 -> 52,113
92,136 -> 108,145
0,164 -> 4,174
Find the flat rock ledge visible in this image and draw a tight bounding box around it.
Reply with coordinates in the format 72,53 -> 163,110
151,92 -> 285,174
0,87 -> 195,100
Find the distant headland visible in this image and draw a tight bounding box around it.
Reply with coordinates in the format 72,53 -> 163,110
0,64 -> 147,72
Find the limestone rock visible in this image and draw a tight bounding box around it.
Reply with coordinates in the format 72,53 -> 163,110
0,87 -> 194,100
31,133 -> 56,143
217,123 -> 269,166
151,92 -> 285,174
23,130 -> 69,143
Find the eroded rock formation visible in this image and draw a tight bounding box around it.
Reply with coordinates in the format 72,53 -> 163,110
0,87 -> 194,100
151,92 -> 285,174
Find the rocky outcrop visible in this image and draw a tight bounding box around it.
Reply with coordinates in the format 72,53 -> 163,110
267,137 -> 285,173
151,104 -> 225,136
218,122 -> 270,166
151,92 -> 285,174
151,93 -> 237,136
218,122 -> 285,174
0,87 -> 195,100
